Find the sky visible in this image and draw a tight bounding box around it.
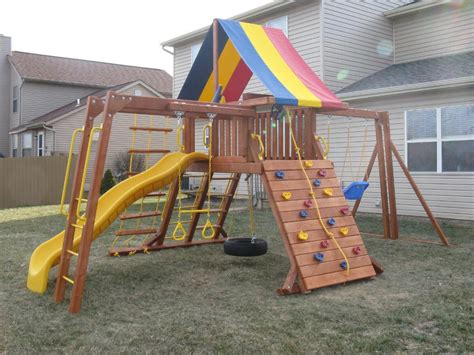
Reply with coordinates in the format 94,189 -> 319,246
1,0 -> 273,75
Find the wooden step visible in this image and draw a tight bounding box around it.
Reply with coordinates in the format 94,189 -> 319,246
129,126 -> 173,133
119,211 -> 162,220
128,149 -> 171,154
114,228 -> 157,237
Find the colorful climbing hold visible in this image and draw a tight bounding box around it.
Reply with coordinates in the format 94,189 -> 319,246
327,218 -> 336,226
304,160 -> 313,168
299,210 -> 309,218
318,169 -> 327,177
353,246 -> 361,255
320,240 -> 329,248
340,261 -> 348,270
297,231 -> 309,241
313,252 -> 324,262
282,192 -> 292,200
304,199 -> 313,208
340,206 -> 350,215
313,179 -> 321,187
275,170 -> 285,179
323,188 -> 333,197
340,227 -> 349,236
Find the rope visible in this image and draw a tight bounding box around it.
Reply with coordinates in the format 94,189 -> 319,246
356,120 -> 369,180
285,108 -> 350,275
201,118 -> 215,239
340,118 -> 355,183
246,175 -> 257,237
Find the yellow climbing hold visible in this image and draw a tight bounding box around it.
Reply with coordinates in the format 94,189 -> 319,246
304,160 -> 313,168
297,231 -> 309,241
282,192 -> 292,200
323,188 -> 333,197
340,227 -> 349,236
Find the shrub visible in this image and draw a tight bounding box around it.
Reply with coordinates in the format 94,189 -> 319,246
112,152 -> 145,182
100,169 -> 116,194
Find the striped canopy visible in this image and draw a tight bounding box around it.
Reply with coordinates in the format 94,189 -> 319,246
179,19 -> 343,108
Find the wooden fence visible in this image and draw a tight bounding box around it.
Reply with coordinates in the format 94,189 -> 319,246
0,155 -> 75,209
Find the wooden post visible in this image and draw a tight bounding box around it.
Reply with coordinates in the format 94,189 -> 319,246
184,117 -> 195,153
303,109 -> 316,159
352,146 -> 378,217
69,94 -> 116,313
390,141 -> 449,246
381,112 -> 399,239
54,97 -> 103,303
375,118 -> 391,239
213,19 -> 219,93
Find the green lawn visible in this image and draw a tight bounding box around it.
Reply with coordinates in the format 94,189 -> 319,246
0,203 -> 473,353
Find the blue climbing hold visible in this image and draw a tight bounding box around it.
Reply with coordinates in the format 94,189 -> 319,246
275,170 -> 285,179
343,181 -> 369,200
299,210 -> 309,218
340,261 -> 348,270
327,218 -> 336,226
314,253 -> 324,262
313,179 -> 321,187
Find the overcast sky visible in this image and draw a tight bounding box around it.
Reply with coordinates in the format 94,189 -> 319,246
1,0 -> 273,75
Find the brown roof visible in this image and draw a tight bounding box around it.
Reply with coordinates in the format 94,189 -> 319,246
9,51 -> 172,96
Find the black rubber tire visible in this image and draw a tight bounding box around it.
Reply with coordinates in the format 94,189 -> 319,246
223,238 -> 268,257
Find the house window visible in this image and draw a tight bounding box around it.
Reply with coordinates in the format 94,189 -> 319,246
12,85 -> 19,113
37,131 -> 44,157
266,16 -> 288,37
191,42 -> 202,65
406,105 -> 474,173
12,134 -> 18,157
22,132 -> 32,157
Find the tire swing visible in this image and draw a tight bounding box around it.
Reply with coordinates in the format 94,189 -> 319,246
223,174 -> 267,257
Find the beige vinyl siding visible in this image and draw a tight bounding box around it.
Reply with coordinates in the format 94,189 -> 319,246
21,82 -> 98,123
394,3 -> 474,63
322,0 -> 408,92
48,83 -> 176,190
319,87 -> 474,220
9,69 -> 22,130
0,36 -> 11,156
173,44 -> 195,98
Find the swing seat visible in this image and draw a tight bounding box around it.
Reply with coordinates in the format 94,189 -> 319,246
343,181 -> 369,200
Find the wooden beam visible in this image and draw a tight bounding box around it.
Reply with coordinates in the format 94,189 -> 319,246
390,140 -> 449,246
168,102 -> 255,118
375,119 -> 391,239
188,161 -> 263,174
381,112 -> 399,239
318,108 -> 382,119
110,239 -> 226,256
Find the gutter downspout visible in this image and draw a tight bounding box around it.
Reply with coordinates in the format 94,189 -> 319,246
42,123 -> 56,155
161,45 -> 174,56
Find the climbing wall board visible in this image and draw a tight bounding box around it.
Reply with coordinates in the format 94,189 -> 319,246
262,160 -> 376,292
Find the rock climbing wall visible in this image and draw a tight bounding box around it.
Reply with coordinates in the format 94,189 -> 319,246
262,159 -> 376,292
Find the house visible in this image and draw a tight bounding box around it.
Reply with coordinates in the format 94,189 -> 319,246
0,36 -> 174,179
161,0 -> 474,220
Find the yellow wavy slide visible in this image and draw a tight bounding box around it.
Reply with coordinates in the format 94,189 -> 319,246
27,151 -> 207,294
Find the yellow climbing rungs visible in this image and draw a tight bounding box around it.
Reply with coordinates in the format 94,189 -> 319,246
67,249 -> 78,256
62,276 -> 75,284
71,224 -> 83,229
180,209 -> 210,214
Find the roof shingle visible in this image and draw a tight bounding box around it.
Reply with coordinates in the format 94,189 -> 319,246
338,51 -> 474,95
9,51 -> 172,97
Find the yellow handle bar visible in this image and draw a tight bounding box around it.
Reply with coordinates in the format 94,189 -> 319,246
201,219 -> 215,240
202,123 -> 212,149
314,135 -> 329,160
59,127 -> 84,216
172,221 -> 186,241
176,125 -> 185,152
251,133 -> 265,161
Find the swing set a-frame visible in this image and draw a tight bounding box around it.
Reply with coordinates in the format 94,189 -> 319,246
27,19 -> 448,314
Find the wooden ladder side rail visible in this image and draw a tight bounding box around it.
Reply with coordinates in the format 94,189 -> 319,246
146,178 -> 181,247
303,109 -> 317,160
260,173 -> 307,294
381,112 -> 399,239
68,92 -> 129,313
54,97 -> 104,304
375,118 -> 391,239
390,140 -> 449,246
212,173 -> 241,240
352,146 -> 378,217
185,173 -> 212,243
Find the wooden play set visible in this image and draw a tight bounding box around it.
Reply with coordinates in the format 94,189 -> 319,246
27,19 -> 448,313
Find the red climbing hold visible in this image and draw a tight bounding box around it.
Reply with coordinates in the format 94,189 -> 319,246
304,199 -> 313,208
340,207 -> 351,215
320,240 -> 329,248
318,169 -> 327,177
353,246 -> 361,255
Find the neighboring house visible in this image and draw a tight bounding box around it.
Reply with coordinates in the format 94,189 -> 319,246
162,0 -> 474,220
0,37 -> 174,188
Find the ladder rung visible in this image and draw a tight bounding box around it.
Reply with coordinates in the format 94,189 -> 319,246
114,228 -> 157,237
67,249 -> 78,256
211,193 -> 233,197
128,149 -> 171,154
75,198 -> 87,202
129,126 -> 173,133
212,177 -> 239,181
169,220 -> 192,225
180,209 -> 224,214
174,205 -> 196,210
119,211 -> 162,220
71,224 -> 83,229
184,174 -> 206,178
62,276 -> 75,284
146,192 -> 167,197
